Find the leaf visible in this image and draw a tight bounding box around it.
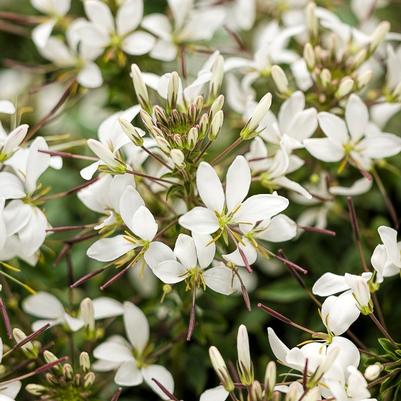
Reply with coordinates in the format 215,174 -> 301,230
256,279 -> 307,303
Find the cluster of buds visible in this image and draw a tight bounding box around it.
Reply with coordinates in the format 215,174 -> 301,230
26,351 -> 95,400
123,63 -> 225,171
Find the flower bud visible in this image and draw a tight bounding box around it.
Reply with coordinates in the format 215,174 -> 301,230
210,95 -> 224,118
209,346 -> 234,392
364,363 -> 382,381
84,372 -> 96,388
250,381 -> 263,401
209,110 -> 224,140
167,72 -> 180,110
155,135 -> 171,153
43,350 -> 58,364
131,64 -> 150,111
170,149 -> 185,167
357,70 -> 372,88
237,324 -> 253,385
345,273 -> 372,314
320,69 -> 331,88
13,328 -> 34,354
335,77 -> 354,98
304,43 -> 315,69
271,65 -> 289,94
209,55 -> 224,100
119,118 -> 144,146
264,361 -> 276,397
87,139 -> 119,169
187,127 -> 198,150
80,297 -> 95,333
80,352 -> 91,372
26,384 -> 47,395
351,49 -> 367,69
241,93 -> 271,140
306,2 -> 318,39
370,21 -> 390,53
63,363 -> 74,380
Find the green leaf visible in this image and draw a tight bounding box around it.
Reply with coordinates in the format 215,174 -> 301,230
256,279 -> 307,303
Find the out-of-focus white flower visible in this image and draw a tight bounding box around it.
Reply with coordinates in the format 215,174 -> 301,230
93,302 -> 174,399
364,363 -> 382,381
38,20 -> 103,88
22,292 -> 123,332
31,0 -> 71,47
179,156 -> 289,235
77,0 -> 155,57
142,0 -> 225,61
371,225 -> 401,283
0,100 -> 16,115
304,94 -> 401,170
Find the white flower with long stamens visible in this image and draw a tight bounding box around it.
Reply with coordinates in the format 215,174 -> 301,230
93,302 -> 174,399
371,225 -> 401,283
22,292 -> 123,332
31,0 -> 71,48
313,272 -> 373,334
77,0 -> 155,57
86,186 -> 159,265
179,156 -> 289,236
142,0 -> 225,62
304,94 -> 401,170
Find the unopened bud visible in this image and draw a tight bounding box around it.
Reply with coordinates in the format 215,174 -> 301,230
26,384 -> 47,395
12,328 -> 34,354
271,65 -> 289,94
209,110 -> 224,140
357,70 -> 372,88
304,43 -> 315,69
264,361 -> 276,397
209,346 -> 234,392
237,325 -> 253,385
336,77 -> 354,98
119,118 -> 144,146
84,372 -> 96,388
209,55 -> 224,100
80,352 -> 91,372
80,298 -> 95,333
167,72 -> 180,110
250,381 -> 263,401
63,363 -> 74,380
370,21 -> 390,53
352,49 -> 367,69
210,94 -> 225,117
320,69 -> 332,87
364,363 -> 382,381
170,149 -> 185,167
393,81 -> 401,98
306,2 -> 318,40
187,127 -> 198,150
131,64 -> 150,111
241,93 -> 272,139
43,350 -> 58,364
155,135 -> 170,153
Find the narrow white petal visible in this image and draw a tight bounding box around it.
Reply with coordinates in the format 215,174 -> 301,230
115,361 -> 143,386
304,138 -> 344,162
225,156 -> 251,212
312,272 -> 349,296
144,241 -> 175,270
87,235 -> 135,262
179,207 -> 219,234
117,0 -> 143,36
142,364 -> 174,400
318,112 -> 348,145
130,206 -> 158,241
196,162 -> 225,213
123,301 -> 149,353
122,31 -> 155,55
346,94 -> 369,141
22,292 -> 64,319
174,234 -> 197,268
153,260 -> 187,284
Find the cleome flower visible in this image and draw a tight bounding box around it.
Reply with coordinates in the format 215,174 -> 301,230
93,302 -> 174,399
179,155 -> 289,236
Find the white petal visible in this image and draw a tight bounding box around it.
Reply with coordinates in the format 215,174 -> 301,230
359,133 -> 401,159
267,327 -> 290,362
85,0 -> 114,33
87,235 -> 135,262
122,31 -> 155,55
223,239 -> 257,267
153,260 -> 187,284
77,62 -> 103,89
76,23 -> 109,48
130,206 -> 158,241
235,194 -> 289,224
174,234 -> 197,268
204,265 -> 236,295
304,138 -> 344,162
117,0 -> 143,36
87,139 -> 118,167
115,361 -> 143,386
312,272 -> 349,296
2,124 -> 29,155
286,108 -> 317,142
150,39 -> 177,61
225,156 -> 251,213
0,172 -> 25,199
196,162 -> 224,213
64,313 -> 85,332
0,100 -> 15,114
32,19 -> 56,48
278,91 -> 305,133
378,225 -> 401,266
0,380 -> 21,399
123,301 -> 149,353
142,364 -> 174,400
329,177 -> 372,196
93,297 -> 124,319
25,137 -> 51,193
80,161 -> 100,180
141,14 -> 172,41
22,292 -> 64,319
318,112 -> 349,145
200,386 -> 229,401
256,214 -> 297,242
93,341 -> 133,363
119,186 -> 145,230
193,233 -> 215,269
179,207 -> 219,234
346,94 -> 369,141
144,241 -> 175,270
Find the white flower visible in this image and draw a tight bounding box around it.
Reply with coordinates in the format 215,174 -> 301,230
22,292 -> 123,332
77,0 -> 155,56
142,0 -> 225,61
371,225 -> 401,283
256,91 -> 317,151
313,272 -> 373,334
38,20 -> 103,89
304,94 -> 401,170
245,137 -> 311,199
31,0 -> 71,47
0,124 -> 29,164
93,302 -> 174,399
179,156 -> 289,235
81,106 -> 141,180
86,186 -> 159,264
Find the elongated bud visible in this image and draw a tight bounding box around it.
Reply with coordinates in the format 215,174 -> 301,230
320,69 -> 331,87
365,363 -> 382,381
87,139 -> 119,169
63,363 -> 74,380
187,127 -> 198,150
44,350 -> 59,364
167,72 -> 180,110
370,21 -> 390,53
209,110 -> 224,140
13,328 -> 34,353
80,352 -> 91,372
306,2 -> 318,40
271,65 -> 289,94
155,135 -> 171,153
209,346 -> 234,392
209,55 -> 224,100
351,49 -> 367,69
80,297 -> 95,332
312,347 -> 339,384
26,384 -> 47,395
119,118 -> 144,146
336,77 -> 354,98
210,94 -> 224,117
84,372 -> 96,388
304,43 -> 315,69
357,70 -> 372,88
237,325 -> 253,385
131,64 -> 151,111
241,93 -> 272,140
264,361 -> 276,397
250,381 -> 263,401
170,149 -> 185,167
